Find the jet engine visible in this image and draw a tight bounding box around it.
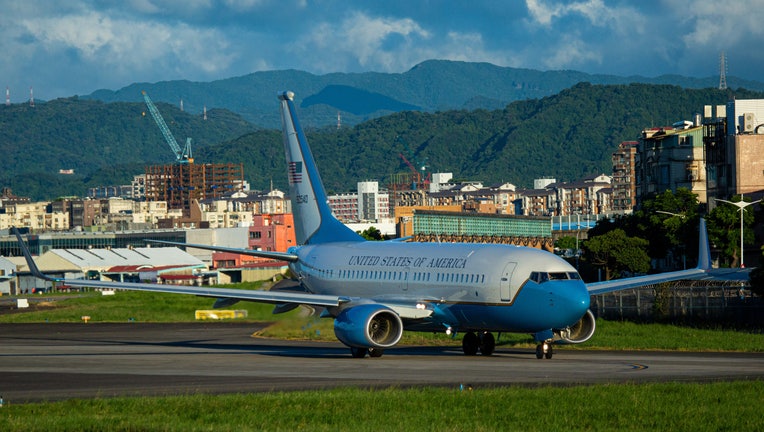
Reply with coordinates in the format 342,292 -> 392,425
555,309 -> 596,344
334,304 -> 404,349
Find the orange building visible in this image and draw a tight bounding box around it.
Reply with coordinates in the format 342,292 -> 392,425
248,213 -> 295,252
211,213 -> 296,271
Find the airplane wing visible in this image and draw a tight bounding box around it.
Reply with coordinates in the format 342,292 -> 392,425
586,218 -> 727,295
586,267 -> 709,295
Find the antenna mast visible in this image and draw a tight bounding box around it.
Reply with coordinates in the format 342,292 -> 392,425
719,51 -> 728,90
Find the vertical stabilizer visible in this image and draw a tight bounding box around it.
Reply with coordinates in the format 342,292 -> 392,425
279,91 -> 364,245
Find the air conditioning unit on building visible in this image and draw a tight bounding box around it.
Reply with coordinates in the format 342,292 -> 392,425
743,112 -> 756,133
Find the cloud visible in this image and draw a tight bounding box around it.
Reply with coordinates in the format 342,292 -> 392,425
526,0 -> 645,32
290,10 -> 520,74
541,35 -> 603,70
20,11 -> 236,79
293,11 -> 432,72
667,0 -> 764,48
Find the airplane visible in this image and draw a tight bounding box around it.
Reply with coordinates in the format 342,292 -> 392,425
14,90 -> 713,359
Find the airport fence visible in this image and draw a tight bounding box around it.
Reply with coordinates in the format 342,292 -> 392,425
591,280 -> 763,327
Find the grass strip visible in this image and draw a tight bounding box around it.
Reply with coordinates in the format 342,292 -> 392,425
0,381 -> 761,431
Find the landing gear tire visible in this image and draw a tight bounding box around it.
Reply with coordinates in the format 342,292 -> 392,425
368,348 -> 384,358
479,331 -> 495,356
535,342 -> 553,359
462,331 -> 479,356
350,347 -> 368,358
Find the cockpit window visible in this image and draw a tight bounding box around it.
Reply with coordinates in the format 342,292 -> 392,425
529,271 -> 581,283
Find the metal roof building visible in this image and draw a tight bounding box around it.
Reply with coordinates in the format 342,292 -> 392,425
21,247 -> 208,290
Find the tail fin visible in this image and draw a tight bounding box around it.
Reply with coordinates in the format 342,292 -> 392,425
697,218 -> 712,271
278,91 -> 364,245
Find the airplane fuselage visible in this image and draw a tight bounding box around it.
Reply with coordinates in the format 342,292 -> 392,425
289,241 -> 590,334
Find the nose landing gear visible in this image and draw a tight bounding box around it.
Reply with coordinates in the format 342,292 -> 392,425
535,342 -> 553,359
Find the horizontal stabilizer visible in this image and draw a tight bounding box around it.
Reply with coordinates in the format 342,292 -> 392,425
146,240 -> 299,262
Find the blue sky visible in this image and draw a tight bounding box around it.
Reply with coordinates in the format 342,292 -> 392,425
3,0 -> 763,102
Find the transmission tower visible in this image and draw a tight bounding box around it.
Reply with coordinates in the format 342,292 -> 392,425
719,51 -> 728,90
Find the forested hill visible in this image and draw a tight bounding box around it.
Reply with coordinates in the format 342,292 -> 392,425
0,97 -> 255,200
200,83 -> 764,194
3,84 -> 764,200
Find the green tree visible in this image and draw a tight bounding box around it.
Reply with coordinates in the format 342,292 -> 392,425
641,188 -> 700,269
555,235 -> 578,252
707,195 -> 756,268
583,229 -> 650,281
590,189 -> 701,270
358,226 -> 386,241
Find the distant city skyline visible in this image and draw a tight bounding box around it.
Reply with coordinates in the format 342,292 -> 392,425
3,1 -> 762,102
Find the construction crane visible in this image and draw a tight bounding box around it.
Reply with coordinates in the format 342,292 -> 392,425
142,90 -> 193,164
396,135 -> 429,190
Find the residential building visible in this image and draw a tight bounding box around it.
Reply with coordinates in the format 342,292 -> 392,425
704,99 -> 764,207
611,141 -> 637,213
635,120 -> 707,207
328,181 -> 391,223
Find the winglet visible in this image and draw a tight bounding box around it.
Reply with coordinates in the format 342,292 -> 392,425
278,91 -> 363,245
697,218 -> 712,271
13,227 -> 57,282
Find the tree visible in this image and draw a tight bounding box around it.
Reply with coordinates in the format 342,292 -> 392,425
358,226 -> 386,241
707,195 -> 757,268
583,229 -> 650,281
590,189 -> 701,270
555,235 -> 578,253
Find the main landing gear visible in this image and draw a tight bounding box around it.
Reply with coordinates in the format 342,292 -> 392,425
535,342 -> 554,359
461,331 -> 495,356
350,347 -> 384,358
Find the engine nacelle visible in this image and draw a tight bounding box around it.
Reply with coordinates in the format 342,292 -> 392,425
334,304 -> 404,349
555,309 -> 596,344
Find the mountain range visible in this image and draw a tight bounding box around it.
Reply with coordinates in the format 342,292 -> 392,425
84,60 -> 764,129
3,60 -> 764,201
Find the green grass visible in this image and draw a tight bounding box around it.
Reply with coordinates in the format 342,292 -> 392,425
2,289 -> 762,352
0,382 -> 761,431
2,289 -> 762,430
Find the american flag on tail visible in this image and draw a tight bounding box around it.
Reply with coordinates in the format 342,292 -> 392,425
288,161 -> 303,184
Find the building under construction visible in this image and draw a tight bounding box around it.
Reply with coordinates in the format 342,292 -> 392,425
145,163 -> 245,213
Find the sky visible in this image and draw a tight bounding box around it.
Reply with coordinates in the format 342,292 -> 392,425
3,0 -> 763,102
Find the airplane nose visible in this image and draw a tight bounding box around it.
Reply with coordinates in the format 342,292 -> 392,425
556,281 -> 590,324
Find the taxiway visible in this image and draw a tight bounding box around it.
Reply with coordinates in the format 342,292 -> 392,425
1,323 -> 762,402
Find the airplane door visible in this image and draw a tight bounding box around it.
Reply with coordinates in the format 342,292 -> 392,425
500,262 -> 517,302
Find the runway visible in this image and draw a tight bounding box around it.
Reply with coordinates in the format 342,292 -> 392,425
1,323 -> 762,402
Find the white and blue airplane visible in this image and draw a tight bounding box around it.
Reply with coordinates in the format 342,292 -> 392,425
14,91 -> 713,359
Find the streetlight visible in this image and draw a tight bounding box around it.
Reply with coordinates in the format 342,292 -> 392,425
714,196 -> 762,268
